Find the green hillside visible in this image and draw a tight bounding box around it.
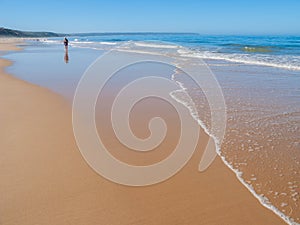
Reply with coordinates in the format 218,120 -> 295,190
0,27 -> 64,37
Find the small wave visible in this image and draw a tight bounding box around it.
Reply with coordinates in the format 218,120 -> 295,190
178,49 -> 300,71
71,41 -> 94,44
40,39 -> 61,44
99,41 -> 117,45
70,41 -> 117,46
40,39 -> 117,46
134,42 -> 179,49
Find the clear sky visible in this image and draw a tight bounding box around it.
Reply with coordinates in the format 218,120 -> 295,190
1,0 -> 299,34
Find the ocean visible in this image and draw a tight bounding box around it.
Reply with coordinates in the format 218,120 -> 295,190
4,34 -> 300,224
46,34 -> 300,71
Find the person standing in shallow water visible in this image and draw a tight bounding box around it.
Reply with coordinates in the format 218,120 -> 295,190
64,37 -> 69,51
63,37 -> 69,63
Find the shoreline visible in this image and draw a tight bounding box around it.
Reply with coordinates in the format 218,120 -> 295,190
171,75 -> 297,225
0,39 -> 288,225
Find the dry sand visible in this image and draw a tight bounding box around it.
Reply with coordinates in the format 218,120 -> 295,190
0,40 -> 286,225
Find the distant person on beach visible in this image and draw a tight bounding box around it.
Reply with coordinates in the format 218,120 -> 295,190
63,37 -> 69,50
63,37 -> 69,63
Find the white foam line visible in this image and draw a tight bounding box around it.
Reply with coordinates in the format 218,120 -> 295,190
40,39 -> 61,44
179,52 -> 300,71
68,44 -> 105,51
169,72 -> 299,225
71,41 -> 95,44
99,41 -> 117,45
115,48 -> 167,57
135,42 -> 179,49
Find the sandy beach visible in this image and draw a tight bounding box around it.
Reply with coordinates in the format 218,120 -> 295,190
0,40 -> 287,225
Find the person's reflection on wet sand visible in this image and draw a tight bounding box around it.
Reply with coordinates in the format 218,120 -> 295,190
64,51 -> 69,63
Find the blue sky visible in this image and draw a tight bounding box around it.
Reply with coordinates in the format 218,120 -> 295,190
1,0 -> 299,34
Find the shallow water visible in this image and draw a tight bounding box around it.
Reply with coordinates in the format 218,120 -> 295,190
4,43 -> 103,100
173,61 -> 300,224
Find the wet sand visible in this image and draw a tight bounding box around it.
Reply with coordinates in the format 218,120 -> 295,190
0,40 -> 286,225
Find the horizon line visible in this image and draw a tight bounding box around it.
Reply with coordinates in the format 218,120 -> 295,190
1,27 -> 300,36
